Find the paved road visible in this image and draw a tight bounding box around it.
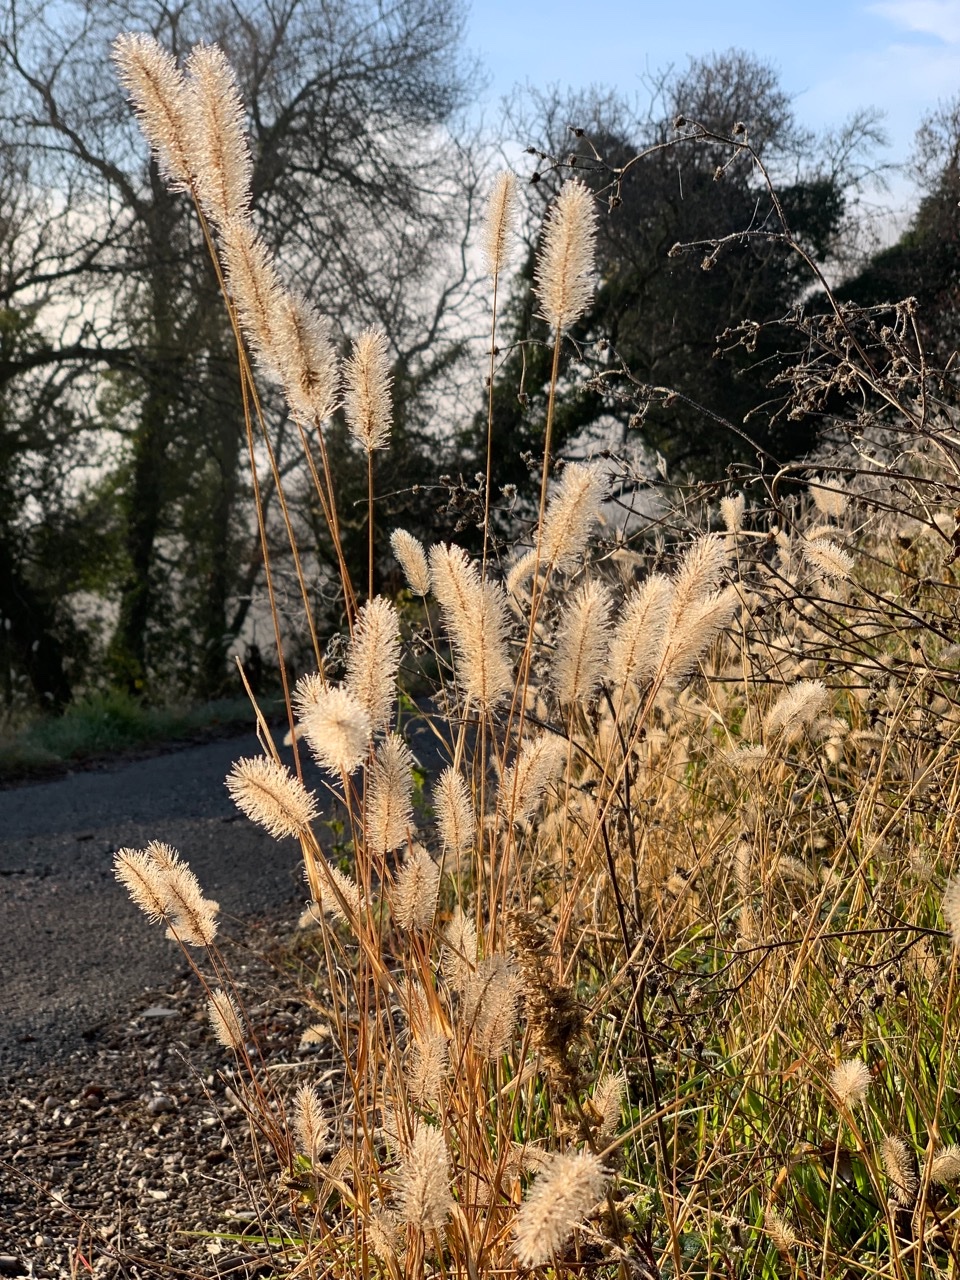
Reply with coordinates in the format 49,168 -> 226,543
0,708 -> 447,1071
0,732 -> 327,1071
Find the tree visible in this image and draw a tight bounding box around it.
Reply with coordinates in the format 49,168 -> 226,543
0,128 -> 112,711
0,0 -> 479,702
836,96 -> 960,362
468,53 -> 886,500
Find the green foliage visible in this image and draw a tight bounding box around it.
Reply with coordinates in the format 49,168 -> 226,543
0,690 -> 265,776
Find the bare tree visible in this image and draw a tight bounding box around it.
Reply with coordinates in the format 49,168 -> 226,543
0,0 -> 480,700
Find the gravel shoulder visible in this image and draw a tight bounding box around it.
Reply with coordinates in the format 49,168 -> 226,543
0,906 -> 334,1276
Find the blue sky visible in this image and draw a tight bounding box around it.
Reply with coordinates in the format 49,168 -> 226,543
466,0 -> 960,214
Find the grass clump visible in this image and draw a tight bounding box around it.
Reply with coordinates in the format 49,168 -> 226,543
102,31 -> 960,1280
0,689 -> 269,778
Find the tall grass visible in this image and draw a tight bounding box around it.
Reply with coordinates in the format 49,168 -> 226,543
109,33 -> 960,1280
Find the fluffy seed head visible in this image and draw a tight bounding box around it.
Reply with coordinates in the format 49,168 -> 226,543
310,858 -> 364,926
112,33 -> 192,188
535,179 -> 598,331
434,766 -> 475,855
115,842 -> 219,947
658,585 -> 739,686
464,954 -> 524,1057
671,534 -> 729,623
225,755 -> 318,838
764,1206 -> 798,1253
720,492 -> 745,533
506,549 -> 537,597
152,842 -> 219,947
484,170 -> 518,276
608,574 -> 674,690
881,1134 -> 918,1206
345,595 -> 400,734
293,671 -> 326,719
397,1123 -> 454,1230
442,907 -> 478,990
391,529 -> 431,595
184,43 -> 252,226
366,735 -> 415,855
929,1145 -> 960,1184
406,1032 -> 450,1105
301,686 -> 372,775
393,844 -> 441,931
728,744 -> 769,775
366,1210 -> 402,1261
222,219 -> 284,371
274,291 -> 340,423
551,578 -> 612,705
540,461 -> 606,572
114,846 -> 171,924
764,680 -> 829,745
344,328 -> 392,452
810,476 -> 849,518
429,544 -> 513,709
830,1058 -> 871,1109
293,1083 -> 330,1162
513,1149 -> 608,1267
499,732 -> 567,827
207,988 -> 244,1051
804,538 -> 854,581
593,1071 -> 627,1140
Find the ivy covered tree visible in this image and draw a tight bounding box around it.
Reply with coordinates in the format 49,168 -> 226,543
836,96 -> 960,363
468,52 -> 886,500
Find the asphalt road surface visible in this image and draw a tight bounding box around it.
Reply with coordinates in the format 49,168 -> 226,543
0,732 -> 313,1071
0,707 -> 447,1072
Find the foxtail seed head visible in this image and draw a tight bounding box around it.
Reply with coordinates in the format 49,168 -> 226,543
534,179 -> 598,331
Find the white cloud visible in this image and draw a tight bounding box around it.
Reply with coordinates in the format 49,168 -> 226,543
867,0 -> 960,43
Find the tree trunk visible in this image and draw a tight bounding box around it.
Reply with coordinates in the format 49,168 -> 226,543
196,400 -> 243,699
0,534 -> 72,711
108,180 -> 179,696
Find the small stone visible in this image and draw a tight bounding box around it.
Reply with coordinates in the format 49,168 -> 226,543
146,1094 -> 176,1116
